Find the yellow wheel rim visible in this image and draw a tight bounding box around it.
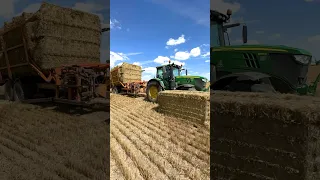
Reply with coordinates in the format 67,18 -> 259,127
149,86 -> 158,99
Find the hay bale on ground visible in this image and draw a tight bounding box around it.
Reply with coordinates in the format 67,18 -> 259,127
158,90 -> 210,126
211,90 -> 320,180
111,63 -> 142,84
0,2 -> 101,70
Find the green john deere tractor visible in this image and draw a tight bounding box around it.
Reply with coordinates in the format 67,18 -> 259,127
210,9 -> 320,95
146,62 -> 209,102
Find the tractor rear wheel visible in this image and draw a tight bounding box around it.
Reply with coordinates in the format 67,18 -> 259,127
4,81 -> 14,101
146,81 -> 162,103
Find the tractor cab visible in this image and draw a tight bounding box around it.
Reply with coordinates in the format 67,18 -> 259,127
210,9 -> 319,95
145,61 -> 209,102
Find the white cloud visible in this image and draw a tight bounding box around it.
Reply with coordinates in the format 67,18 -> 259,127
142,67 -> 157,81
205,60 -> 210,63
154,56 -> 170,64
174,51 -> 190,60
256,30 -> 265,34
202,52 -> 210,57
211,0 -> 241,14
166,34 -> 186,46
153,56 -> 185,66
126,52 -> 143,56
190,47 -> 201,57
308,35 -> 320,42
0,0 -> 15,18
173,47 -> 201,60
110,51 -> 129,67
110,19 -> 121,29
174,48 -> 178,52
133,62 -> 141,66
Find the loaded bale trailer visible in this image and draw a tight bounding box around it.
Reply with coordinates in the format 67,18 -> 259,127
0,2 -> 109,106
110,62 -> 146,96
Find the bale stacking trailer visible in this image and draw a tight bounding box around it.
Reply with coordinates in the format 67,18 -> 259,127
0,2 -> 109,106
111,62 -> 146,96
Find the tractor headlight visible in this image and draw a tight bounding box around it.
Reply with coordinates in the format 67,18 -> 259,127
294,55 -> 311,65
202,78 -> 207,82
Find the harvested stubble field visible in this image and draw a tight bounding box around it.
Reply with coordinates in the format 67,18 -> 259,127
0,101 -> 109,180
110,94 -> 210,180
211,90 -> 320,180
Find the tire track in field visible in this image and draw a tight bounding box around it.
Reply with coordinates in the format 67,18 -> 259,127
111,108 -> 209,179
111,105 -> 209,160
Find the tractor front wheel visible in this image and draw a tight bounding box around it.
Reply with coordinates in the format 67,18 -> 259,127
146,81 -> 162,103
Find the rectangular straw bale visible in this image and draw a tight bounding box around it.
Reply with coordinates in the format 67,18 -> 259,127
111,63 -> 142,84
36,21 -> 101,44
0,2 -> 102,70
158,90 -> 210,125
211,90 -> 320,180
36,2 -> 101,31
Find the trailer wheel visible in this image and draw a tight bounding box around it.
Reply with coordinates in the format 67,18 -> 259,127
13,81 -> 25,102
4,81 -> 14,101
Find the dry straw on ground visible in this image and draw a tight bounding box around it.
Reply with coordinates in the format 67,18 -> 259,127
0,102 -> 108,179
0,2 -> 101,69
158,90 -> 210,127
211,90 -> 320,180
110,94 -> 210,179
111,63 -> 142,84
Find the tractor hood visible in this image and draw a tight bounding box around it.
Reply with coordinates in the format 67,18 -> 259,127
212,44 -> 312,56
176,75 -> 208,81
175,75 -> 209,91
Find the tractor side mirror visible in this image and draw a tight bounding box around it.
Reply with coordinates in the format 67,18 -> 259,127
186,69 -> 188,76
242,25 -> 248,44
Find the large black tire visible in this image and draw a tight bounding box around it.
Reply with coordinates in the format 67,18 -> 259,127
4,81 -> 13,101
13,81 -> 25,102
146,81 -> 162,103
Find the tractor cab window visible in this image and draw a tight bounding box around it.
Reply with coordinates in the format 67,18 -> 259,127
211,23 -> 220,47
172,67 -> 180,77
157,68 -> 163,78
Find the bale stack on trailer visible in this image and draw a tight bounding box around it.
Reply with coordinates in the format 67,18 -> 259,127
158,90 -> 210,128
211,91 -> 320,180
0,2 -> 101,70
111,62 -> 142,84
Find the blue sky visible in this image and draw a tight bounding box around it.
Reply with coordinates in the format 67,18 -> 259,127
211,0 -> 320,62
0,0 -> 109,63
111,0 -> 210,81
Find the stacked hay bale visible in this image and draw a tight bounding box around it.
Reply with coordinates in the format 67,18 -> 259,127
158,90 -> 210,127
0,2 -> 101,69
211,90 -> 320,180
111,63 -> 142,85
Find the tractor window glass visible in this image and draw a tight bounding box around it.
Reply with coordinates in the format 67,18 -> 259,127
157,69 -> 163,78
211,23 -> 220,47
173,68 -> 179,77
